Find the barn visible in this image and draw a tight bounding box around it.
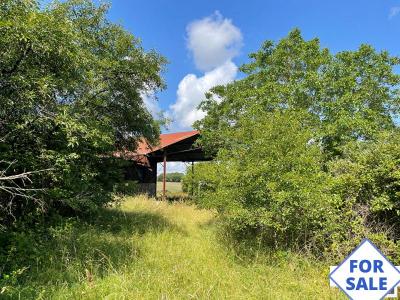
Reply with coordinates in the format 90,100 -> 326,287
115,130 -> 212,197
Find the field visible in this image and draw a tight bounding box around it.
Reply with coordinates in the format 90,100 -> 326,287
156,181 -> 183,195
5,196 -> 346,299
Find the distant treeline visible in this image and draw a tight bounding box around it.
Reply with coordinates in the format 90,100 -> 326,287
157,172 -> 184,182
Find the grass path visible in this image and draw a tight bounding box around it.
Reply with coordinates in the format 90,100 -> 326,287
11,196 -> 345,299
51,197 -> 344,299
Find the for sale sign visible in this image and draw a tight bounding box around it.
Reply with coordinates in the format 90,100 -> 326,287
329,239 -> 400,300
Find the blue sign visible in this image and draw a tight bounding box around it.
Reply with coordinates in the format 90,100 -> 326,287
329,239 -> 400,300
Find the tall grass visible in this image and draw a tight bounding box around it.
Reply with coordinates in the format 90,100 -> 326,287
2,196 -> 345,299
156,181 -> 187,200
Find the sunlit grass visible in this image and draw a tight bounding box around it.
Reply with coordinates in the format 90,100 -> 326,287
156,181 -> 183,194
5,196 -> 345,299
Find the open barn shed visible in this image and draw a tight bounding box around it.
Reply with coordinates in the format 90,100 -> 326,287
116,130 -> 212,197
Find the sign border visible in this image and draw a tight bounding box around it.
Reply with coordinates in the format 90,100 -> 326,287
329,238 -> 400,300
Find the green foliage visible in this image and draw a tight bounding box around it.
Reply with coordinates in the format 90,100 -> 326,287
325,130 -> 400,261
194,29 -> 400,259
0,0 -> 166,225
198,29 -> 399,157
114,180 -> 139,196
157,172 -> 184,182
182,162 -> 218,196
329,130 -> 400,219
0,196 -> 344,299
193,111 -> 339,253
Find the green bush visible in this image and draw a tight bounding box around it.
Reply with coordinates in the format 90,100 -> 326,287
182,163 -> 217,195
193,111 -> 339,253
194,29 -> 400,260
0,0 -> 166,226
325,130 -> 400,262
114,180 -> 139,196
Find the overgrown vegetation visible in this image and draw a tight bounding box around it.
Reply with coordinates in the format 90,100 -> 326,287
1,0 -> 167,289
0,0 -> 166,226
2,0 -> 400,297
0,196 -> 344,299
190,29 -> 400,261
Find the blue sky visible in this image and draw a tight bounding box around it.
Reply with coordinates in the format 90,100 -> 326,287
105,1 -> 400,173
105,0 -> 400,133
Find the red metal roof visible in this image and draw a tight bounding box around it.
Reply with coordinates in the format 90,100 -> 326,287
136,130 -> 199,155
113,130 -> 200,164
113,130 -> 210,164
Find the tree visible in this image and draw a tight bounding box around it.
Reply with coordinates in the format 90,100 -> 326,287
0,0 -> 166,225
157,172 -> 184,182
196,29 -> 400,157
194,29 -> 400,256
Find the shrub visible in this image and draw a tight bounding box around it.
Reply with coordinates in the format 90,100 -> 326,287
114,180 -> 139,196
194,29 -> 400,260
193,111 -> 339,253
182,163 -> 217,196
0,0 -> 166,226
326,130 -> 400,262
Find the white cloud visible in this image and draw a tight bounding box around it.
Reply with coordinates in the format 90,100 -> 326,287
170,61 -> 237,129
168,12 -> 242,130
187,11 -> 242,72
389,6 -> 400,19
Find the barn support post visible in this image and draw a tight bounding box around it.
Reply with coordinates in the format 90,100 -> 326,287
163,151 -> 167,199
191,161 -> 194,197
